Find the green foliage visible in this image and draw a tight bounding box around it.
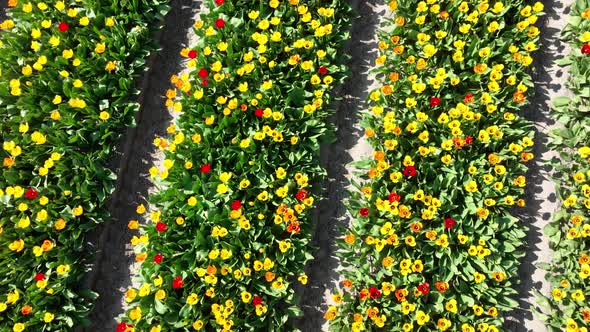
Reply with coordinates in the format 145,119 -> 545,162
118,1 -> 351,331
0,0 -> 169,330
541,1 -> 590,330
329,0 -> 542,331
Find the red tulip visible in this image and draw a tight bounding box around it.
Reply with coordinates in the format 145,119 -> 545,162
444,217 -> 456,229
296,189 -> 307,201
117,323 -> 132,332
21,306 -> 32,315
403,165 -> 416,177
201,80 -> 209,86
215,18 -> 225,28
172,276 -> 184,289
34,273 -> 45,281
25,188 -> 38,200
200,163 -> 211,173
188,50 -> 197,59
154,253 -> 163,264
388,192 -> 400,203
252,296 -> 263,305
254,108 -> 264,117
155,222 -> 167,232
417,282 -> 430,295
215,0 -> 224,4
286,222 -> 300,234
58,21 -> 69,32
582,44 -> 590,55
359,208 -> 369,217
198,68 -> 208,78
231,200 -> 242,210
429,96 -> 440,107
369,286 -> 381,299
318,66 -> 328,75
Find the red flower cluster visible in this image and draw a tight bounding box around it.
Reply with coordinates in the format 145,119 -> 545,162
172,276 -> 184,289
198,68 -> 209,86
154,253 -> 163,264
252,296 -> 263,306
369,286 -> 381,299
444,217 -> 456,229
359,207 -> 369,217
25,188 -> 38,200
417,282 -> 430,295
429,96 -> 440,107
155,222 -> 167,233
403,165 -> 416,177
58,21 -> 69,32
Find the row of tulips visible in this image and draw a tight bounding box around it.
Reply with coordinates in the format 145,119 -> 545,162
117,0 -> 350,331
327,0 -> 542,331
541,0 -> 590,331
0,0 -> 169,331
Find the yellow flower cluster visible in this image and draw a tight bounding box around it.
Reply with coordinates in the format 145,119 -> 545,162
0,0 -> 169,330
329,0 -> 541,330
544,4 -> 590,330
120,0 -> 349,331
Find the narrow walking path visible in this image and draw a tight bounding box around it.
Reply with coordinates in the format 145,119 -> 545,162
506,0 -> 573,331
81,1 -> 200,330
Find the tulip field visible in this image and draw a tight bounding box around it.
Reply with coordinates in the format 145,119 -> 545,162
0,0 -> 588,331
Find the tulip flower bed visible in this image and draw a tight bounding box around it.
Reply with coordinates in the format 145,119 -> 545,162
118,0 -> 350,331
327,0 -> 542,331
541,1 -> 590,330
0,0 -> 168,331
